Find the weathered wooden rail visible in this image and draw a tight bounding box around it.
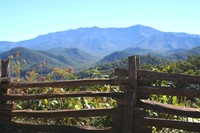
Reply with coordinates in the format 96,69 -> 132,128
116,56 -> 200,132
1,56 -> 200,132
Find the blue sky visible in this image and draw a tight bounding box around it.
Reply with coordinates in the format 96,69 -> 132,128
0,0 -> 200,42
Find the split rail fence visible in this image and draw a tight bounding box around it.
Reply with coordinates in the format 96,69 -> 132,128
0,56 -> 200,132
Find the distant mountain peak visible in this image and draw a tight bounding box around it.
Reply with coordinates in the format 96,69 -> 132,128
132,24 -> 151,28
129,24 -> 157,30
1,24 -> 200,57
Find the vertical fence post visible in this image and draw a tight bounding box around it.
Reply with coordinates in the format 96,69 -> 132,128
136,57 -> 141,70
1,60 -> 10,78
112,85 -> 126,133
0,60 -> 10,103
123,56 -> 138,133
0,59 -> 12,122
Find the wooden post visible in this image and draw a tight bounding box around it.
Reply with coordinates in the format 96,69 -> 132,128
123,56 -> 138,133
136,57 -> 141,70
113,66 -> 128,133
0,59 -> 12,122
1,60 -> 10,78
0,60 -> 10,102
111,85 -> 127,133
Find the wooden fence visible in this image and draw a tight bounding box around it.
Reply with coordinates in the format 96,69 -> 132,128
0,56 -> 200,133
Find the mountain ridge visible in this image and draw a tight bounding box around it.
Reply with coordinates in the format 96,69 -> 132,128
98,46 -> 200,64
1,25 -> 200,57
98,47 -> 162,64
167,46 -> 200,60
0,47 -> 99,72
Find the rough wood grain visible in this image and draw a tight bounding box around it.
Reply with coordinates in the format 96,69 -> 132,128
1,60 -> 10,79
1,91 -> 125,101
138,69 -> 200,84
136,57 -> 141,70
1,79 -> 128,89
0,59 -> 11,122
123,56 -> 138,133
115,68 -> 128,77
1,108 -> 123,118
0,77 -> 11,82
0,103 -> 14,110
115,68 -> 200,84
135,117 -> 200,132
138,86 -> 200,98
0,121 -> 112,133
0,60 -> 10,100
139,99 -> 200,118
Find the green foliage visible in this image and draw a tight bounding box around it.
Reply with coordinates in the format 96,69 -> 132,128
143,56 -> 200,132
8,50 -> 200,132
79,54 -> 168,79
14,85 -> 117,127
10,53 -> 117,128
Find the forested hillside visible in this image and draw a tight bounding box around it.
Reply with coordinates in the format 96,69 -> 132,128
98,47 -> 160,64
2,45 -> 200,79
167,46 -> 200,60
97,46 -> 200,65
0,47 -> 99,76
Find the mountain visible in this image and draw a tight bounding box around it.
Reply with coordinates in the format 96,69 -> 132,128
98,47 -> 160,64
45,48 -> 99,67
98,45 -> 200,64
78,54 -> 165,79
165,48 -> 187,55
0,47 -> 99,72
1,25 -> 200,57
0,41 -> 16,52
167,46 -> 200,60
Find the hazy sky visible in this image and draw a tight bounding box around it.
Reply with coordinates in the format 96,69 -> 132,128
0,0 -> 200,42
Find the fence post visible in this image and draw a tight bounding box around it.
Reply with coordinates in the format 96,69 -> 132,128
112,85 -> 126,133
136,57 -> 141,69
0,59 -> 12,122
1,59 -> 10,102
123,56 -> 138,133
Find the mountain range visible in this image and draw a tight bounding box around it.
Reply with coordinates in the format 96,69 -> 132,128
0,47 -> 98,72
1,45 -> 200,76
98,47 -> 158,64
167,46 -> 200,60
1,25 -> 200,57
98,46 -> 200,64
